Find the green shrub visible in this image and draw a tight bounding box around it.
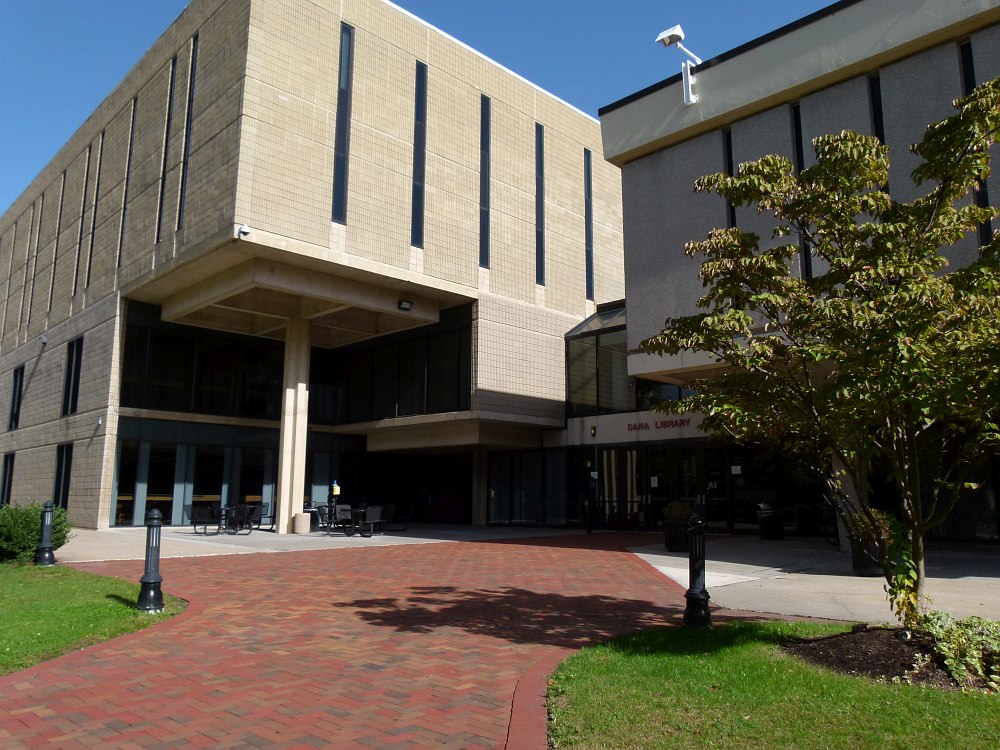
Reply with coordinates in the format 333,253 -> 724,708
0,504 -> 71,563
916,611 -> 1000,692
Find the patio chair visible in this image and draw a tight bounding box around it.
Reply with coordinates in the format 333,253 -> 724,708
224,504 -> 254,535
327,504 -> 355,536
248,503 -> 275,532
190,503 -> 220,534
249,503 -> 275,531
383,503 -> 413,532
358,505 -> 384,538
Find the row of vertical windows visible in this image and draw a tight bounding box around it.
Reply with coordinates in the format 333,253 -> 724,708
121,303 -> 283,419
328,32 -> 594,298
332,23 -> 355,225
4,33 -> 194,317
0,449 -> 68,508
310,304 -> 472,425
2,335 -> 81,507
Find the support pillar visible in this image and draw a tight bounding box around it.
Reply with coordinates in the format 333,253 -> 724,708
275,318 -> 311,534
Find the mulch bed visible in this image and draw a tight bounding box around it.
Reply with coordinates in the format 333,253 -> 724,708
784,626 -> 959,690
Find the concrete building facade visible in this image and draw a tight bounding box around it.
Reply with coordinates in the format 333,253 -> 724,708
0,0 -> 624,531
584,0 -> 1000,540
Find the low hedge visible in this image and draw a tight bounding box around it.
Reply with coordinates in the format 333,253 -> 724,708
0,503 -> 71,563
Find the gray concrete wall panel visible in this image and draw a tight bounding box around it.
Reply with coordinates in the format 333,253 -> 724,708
622,131 -> 726,350
972,24 -> 1000,222
799,76 -> 873,167
731,105 -> 795,250
881,43 -> 978,267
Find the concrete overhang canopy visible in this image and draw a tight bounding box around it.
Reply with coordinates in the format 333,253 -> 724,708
158,257 -> 439,347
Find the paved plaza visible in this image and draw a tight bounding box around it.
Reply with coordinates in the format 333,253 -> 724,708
1,526 -> 997,748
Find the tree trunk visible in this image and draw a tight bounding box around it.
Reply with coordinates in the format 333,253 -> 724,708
910,531 -> 926,597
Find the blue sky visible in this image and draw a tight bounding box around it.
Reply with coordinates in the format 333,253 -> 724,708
0,0 -> 832,213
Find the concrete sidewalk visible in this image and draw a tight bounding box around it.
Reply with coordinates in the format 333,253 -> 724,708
635,533 -> 1000,622
59,524 -> 1000,622
56,523 -> 582,563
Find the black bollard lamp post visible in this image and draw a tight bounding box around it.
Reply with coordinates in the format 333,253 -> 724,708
34,500 -> 56,566
136,508 -> 164,613
683,512 -> 712,628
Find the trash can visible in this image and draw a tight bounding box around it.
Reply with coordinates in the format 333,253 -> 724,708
292,512 -> 311,534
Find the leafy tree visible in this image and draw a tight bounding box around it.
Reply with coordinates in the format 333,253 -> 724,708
641,78 -> 1000,622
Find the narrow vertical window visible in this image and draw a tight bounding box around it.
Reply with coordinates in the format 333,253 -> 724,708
0,453 -> 14,506
1,222 -> 16,337
723,129 -> 737,229
117,98 -> 138,268
73,144 -> 92,296
177,34 -> 199,232
959,41 -> 992,246
8,365 -> 24,430
156,56 -> 177,244
53,443 -> 73,510
332,23 -> 355,225
85,132 -> 104,288
0,452 -> 13,506
410,61 -> 428,248
792,104 -> 812,278
479,95 -> 491,269
868,74 -> 885,145
791,104 -> 806,175
583,149 -> 594,301
535,122 -> 545,286
62,336 -> 83,416
49,171 -> 67,311
25,194 -> 44,330
18,203 -> 35,331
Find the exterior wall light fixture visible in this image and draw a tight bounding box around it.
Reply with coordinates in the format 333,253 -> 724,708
656,24 -> 702,105
397,299 -> 413,311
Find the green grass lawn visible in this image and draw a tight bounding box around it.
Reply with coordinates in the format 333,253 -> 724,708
547,621 -> 999,750
0,563 -> 185,675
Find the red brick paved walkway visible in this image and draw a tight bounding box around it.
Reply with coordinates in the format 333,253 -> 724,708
0,533 -> 688,749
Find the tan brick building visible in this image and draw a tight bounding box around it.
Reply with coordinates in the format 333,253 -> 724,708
0,0 -> 623,531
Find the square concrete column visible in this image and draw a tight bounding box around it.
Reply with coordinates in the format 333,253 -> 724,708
275,318 -> 311,533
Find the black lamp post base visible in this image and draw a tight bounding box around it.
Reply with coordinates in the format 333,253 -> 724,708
137,576 -> 164,613
34,547 -> 56,566
683,589 -> 712,628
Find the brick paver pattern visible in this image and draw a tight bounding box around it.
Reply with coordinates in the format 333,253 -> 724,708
0,533 -> 687,749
